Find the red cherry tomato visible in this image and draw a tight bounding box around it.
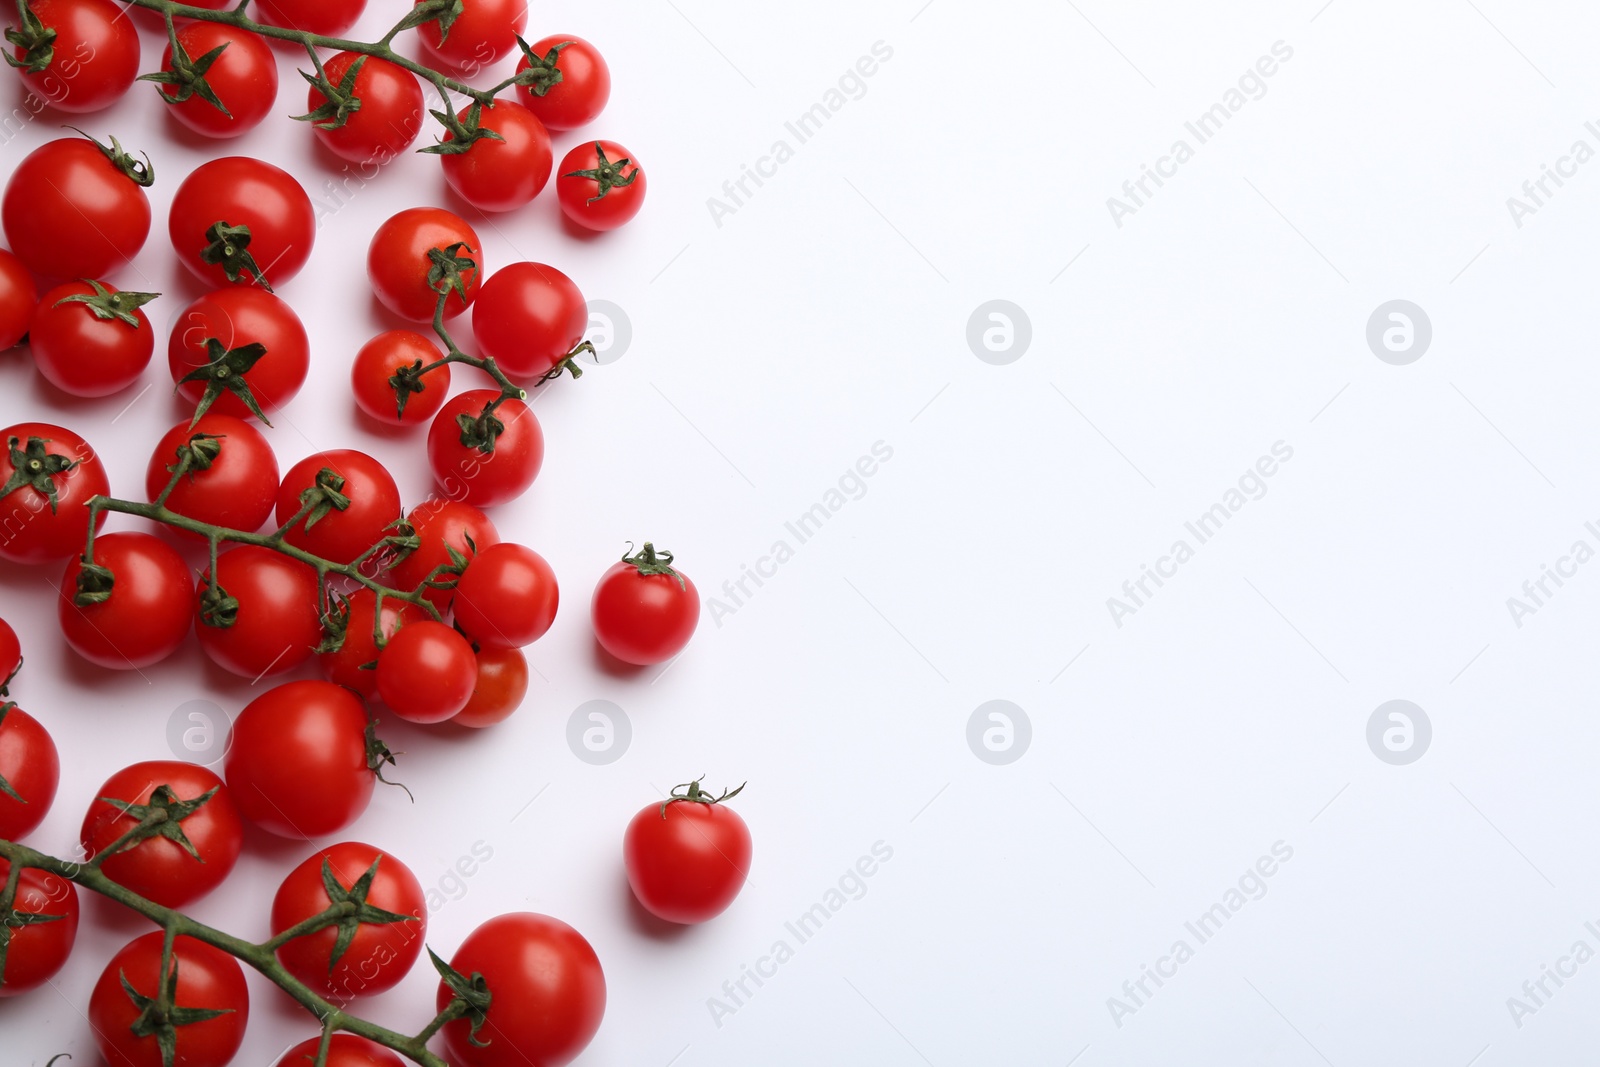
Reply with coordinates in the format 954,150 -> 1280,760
320,588 -> 420,699
513,35 -> 609,130
0,421 -> 109,565
0,861 -> 77,996
439,99 -> 551,212
453,543 -> 557,648
3,135 -> 151,280
272,841 -> 426,1000
0,702 -> 58,841
157,23 -> 278,138
30,280 -> 156,397
169,287 -> 311,423
196,545 -> 322,678
81,760 -> 244,907
0,617 -> 19,693
307,52 -> 425,164
275,449 -> 402,566
415,0 -> 525,73
10,0 -> 139,112
88,932 -> 249,1067
624,779 -> 753,923
454,645 -> 527,728
169,157 -> 315,290
470,262 -> 587,380
591,543 -> 699,665
59,532 -> 193,670
558,140 -> 646,231
256,0 -> 366,37
352,329 -> 450,427
427,390 -> 543,507
367,207 -> 481,322
146,414 -> 280,539
377,619 -> 475,723
277,1034 -> 406,1067
388,498 -> 499,610
0,249 -> 36,349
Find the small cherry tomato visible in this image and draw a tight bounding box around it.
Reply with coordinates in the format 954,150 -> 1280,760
0,617 -> 19,693
454,646 -> 527,728
624,778 -> 752,923
377,619 -> 475,723
0,701 -> 58,841
257,0 -> 366,37
156,22 -> 278,138
557,140 -> 646,231
170,156 -> 315,290
368,207 -> 482,322
275,450 -> 402,566
352,329 -> 450,427
453,543 -> 557,648
513,35 -> 609,130
0,421 -> 109,565
59,532 -> 193,670
470,262 -> 587,380
277,1034 -> 406,1067
426,390 -> 543,507
320,588 -> 421,699
3,134 -> 152,280
415,0 -> 525,73
169,287 -> 311,424
0,861 -> 78,996
88,932 -> 249,1067
388,498 -> 499,610
30,280 -> 157,397
10,0 -> 140,113
0,248 -> 37,349
307,52 -> 425,164
439,99 -> 551,212
591,542 -> 699,665
146,414 -> 280,539
196,545 -> 323,678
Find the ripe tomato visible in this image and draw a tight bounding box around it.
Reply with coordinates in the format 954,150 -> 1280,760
88,932 -> 248,1067
624,778 -> 752,923
0,421 -> 108,565
0,701 -> 58,841
376,619 -> 475,723
367,207 -> 481,322
275,450 -> 401,565
156,23 -> 278,138
437,912 -> 605,1067
453,543 -> 557,648
2,135 -> 151,280
0,616 -> 18,693
591,543 -> 699,665
470,262 -> 587,380
320,588 -> 420,698
439,100 -> 551,212
558,140 -> 646,231
10,0 -> 139,112
0,249 -> 35,350
169,157 -> 315,290
0,861 -> 77,996
454,646 -> 527,728
169,287 -> 310,424
196,545 -> 322,678
30,280 -> 156,397
59,532 -> 193,670
146,414 -> 279,538
415,0 -> 525,73
277,1034 -> 405,1067
257,0 -> 366,37
271,841 -> 426,1000
306,52 -> 424,165
81,760 -> 244,907
514,35 -> 609,130
388,498 -> 498,609
352,330 -> 450,427
426,390 -> 543,507
224,680 -> 377,839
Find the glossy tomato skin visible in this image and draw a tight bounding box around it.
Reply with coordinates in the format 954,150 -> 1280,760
0,249 -> 35,349
196,545 -> 322,678
272,841 -> 426,999
170,157 -> 315,289
514,35 -> 609,130
591,554 -> 700,665
224,680 -> 375,839
426,389 -> 543,507
277,1034 -> 405,1067
624,796 -> 752,923
470,262 -> 586,380
454,646 -> 527,728
352,330 -> 449,426
0,421 -> 109,565
320,588 -> 419,698
558,140 -> 646,231
0,703 -> 58,841
415,0 -> 525,73
0,861 -> 77,996
376,619 -> 475,723
159,23 -> 278,137
13,0 -> 139,112
440,100 -> 551,212
453,543 -> 557,648
368,207 -> 481,322
3,138 -> 150,280
257,0 -> 366,37
81,761 -> 244,907
309,52 -> 424,164
169,287 -> 311,421
89,933 -> 248,1067
146,414 -> 279,538
438,913 -> 605,1067
275,449 -> 402,565
59,532 -> 193,669
30,280 -> 154,397
388,498 -> 498,610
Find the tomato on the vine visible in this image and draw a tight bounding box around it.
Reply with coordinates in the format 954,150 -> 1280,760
514,35 -> 609,130
169,157 -> 315,290
352,330 -> 450,427
88,932 -> 249,1067
81,760 -> 244,907
0,421 -> 109,565
0,701 -> 58,841
426,389 -> 543,507
453,543 -> 557,648
624,778 -> 752,924
146,414 -> 280,538
257,0 -> 366,38
591,543 -> 699,665
388,497 -> 499,609
0,861 -> 77,996
0,249 -> 35,350
169,287 -> 311,424
278,1034 -> 405,1067
558,140 -> 646,231
306,52 -> 425,164
454,646 -> 527,728
415,0 -> 525,73
271,841 -> 426,1000
376,619 -> 475,723
320,588 -> 420,698
196,545 -> 322,678
275,449 -> 402,565
9,0 -> 140,113
155,22 -> 278,138
470,262 -> 587,380
2,135 -> 152,280
60,532 -> 193,670
439,99 -> 551,212
30,280 -> 157,397
368,207 -> 481,322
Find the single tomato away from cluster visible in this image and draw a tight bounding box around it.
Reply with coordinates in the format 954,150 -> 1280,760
592,542 -> 700,665
624,778 -> 753,924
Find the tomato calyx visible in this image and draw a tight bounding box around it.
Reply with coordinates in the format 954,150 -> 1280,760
537,342 -> 596,384
54,280 -> 161,328
454,399 -> 506,455
68,128 -> 157,188
2,0 -> 55,74
295,468 -> 352,531
71,555 -> 116,607
197,575 -> 239,629
387,359 -> 433,419
199,220 -> 274,291
429,947 -> 494,1046
426,242 -> 478,307
315,855 -> 418,968
165,433 -> 224,479
511,36 -> 571,96
176,337 -> 273,428
95,784 -> 220,862
420,99 -> 505,156
140,15 -> 234,117
659,775 -> 746,818
1,435 -> 77,514
399,0 -> 465,43
622,541 -> 687,590
293,52 -> 368,131
364,720 -> 413,800
119,952 -> 236,1067
562,142 -> 640,204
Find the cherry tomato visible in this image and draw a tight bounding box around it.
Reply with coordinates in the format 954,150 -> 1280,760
624,778 -> 752,923
426,390 -> 543,507
367,207 -> 481,322
10,0 -> 139,112
558,140 -> 646,231
88,932 -> 248,1067
470,262 -> 587,380
146,414 -> 280,539
224,680 -> 378,839
2,135 -> 151,280
277,1034 -> 405,1067
352,330 -> 450,427
0,421 -> 108,565
307,52 -> 425,164
437,912 -> 605,1067
271,841 -> 426,1000
0,861 -> 77,996
0,701 -> 58,841
439,99 -> 551,212
169,157 -> 315,290
320,588 -> 420,699
388,498 -> 498,609
81,761 -> 244,907
454,645 -> 527,728
157,23 -> 278,138
0,249 -> 35,350
591,543 -> 699,665
0,617 -> 19,693
415,0 -> 525,73
377,619 -> 475,723
453,542 -> 557,648
513,35 -> 609,130
169,287 -> 311,424
196,545 -> 322,678
59,532 -> 193,670
30,280 -> 156,397
257,0 -> 366,37
275,450 -> 401,565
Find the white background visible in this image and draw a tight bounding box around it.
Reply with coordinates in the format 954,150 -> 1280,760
2,0 -> 1597,1064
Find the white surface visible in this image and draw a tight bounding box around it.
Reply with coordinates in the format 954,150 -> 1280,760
1,0 -> 1596,1064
